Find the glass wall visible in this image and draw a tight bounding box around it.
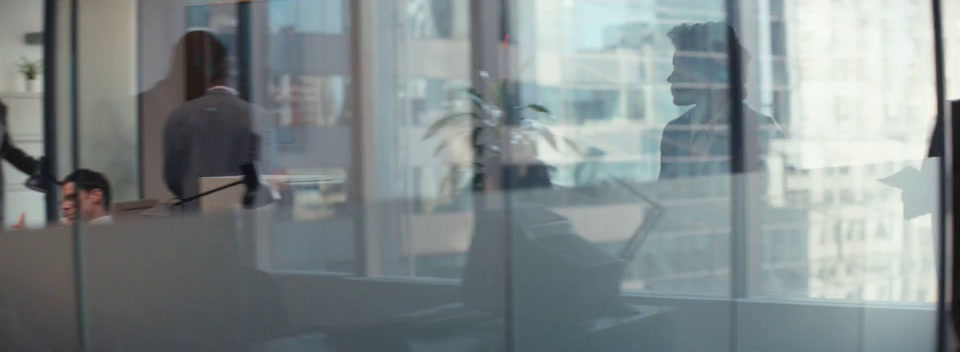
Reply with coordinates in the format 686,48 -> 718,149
0,0 -> 949,350
0,0 -> 48,228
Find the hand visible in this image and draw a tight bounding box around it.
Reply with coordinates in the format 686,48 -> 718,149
11,213 -> 25,231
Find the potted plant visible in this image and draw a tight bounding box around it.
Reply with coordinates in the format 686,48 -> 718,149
423,72 -> 577,194
16,57 -> 42,93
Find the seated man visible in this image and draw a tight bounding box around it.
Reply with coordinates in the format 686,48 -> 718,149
61,169 -> 113,225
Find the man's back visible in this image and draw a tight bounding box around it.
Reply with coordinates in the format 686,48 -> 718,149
163,90 -> 262,203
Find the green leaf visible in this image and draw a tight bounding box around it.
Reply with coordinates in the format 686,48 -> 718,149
563,137 -> 582,154
466,88 -> 482,99
423,113 -> 477,140
434,131 -> 470,156
434,141 -> 450,156
466,88 -> 489,108
517,104 -> 551,114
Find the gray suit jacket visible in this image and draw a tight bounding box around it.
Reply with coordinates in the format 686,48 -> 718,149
163,89 -> 267,206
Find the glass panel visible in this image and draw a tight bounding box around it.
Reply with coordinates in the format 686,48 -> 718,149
73,0 -> 498,350
0,2 -> 76,351
505,1 -> 738,349
143,0 -> 357,275
507,0 -> 940,351
392,0 -> 472,279
76,0 -> 362,349
0,0 -> 943,350
509,0 -> 738,303
746,0 -> 938,304
0,227 -> 78,351
255,0 -> 355,273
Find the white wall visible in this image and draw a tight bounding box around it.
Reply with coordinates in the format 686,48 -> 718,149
0,0 -> 44,93
77,0 -> 139,201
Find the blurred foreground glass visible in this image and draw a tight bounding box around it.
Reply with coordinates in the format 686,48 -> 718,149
0,0 -> 940,350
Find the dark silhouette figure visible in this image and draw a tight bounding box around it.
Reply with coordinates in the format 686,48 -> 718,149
658,22 -> 784,180
0,100 -> 40,224
141,30 -> 220,199
162,30 -> 266,209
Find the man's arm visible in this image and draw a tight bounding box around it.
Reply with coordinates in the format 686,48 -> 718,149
163,112 -> 186,198
1,136 -> 39,176
0,101 -> 37,175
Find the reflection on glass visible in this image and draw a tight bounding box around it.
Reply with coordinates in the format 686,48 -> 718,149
0,0 -> 943,350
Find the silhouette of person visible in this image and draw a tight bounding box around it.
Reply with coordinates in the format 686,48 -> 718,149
659,22 -> 784,180
161,30 -> 270,210
0,100 -> 41,225
140,31 -> 213,200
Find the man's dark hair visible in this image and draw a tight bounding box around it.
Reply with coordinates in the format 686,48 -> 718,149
668,22 -> 751,91
667,22 -> 750,60
64,169 -> 112,211
181,30 -> 229,100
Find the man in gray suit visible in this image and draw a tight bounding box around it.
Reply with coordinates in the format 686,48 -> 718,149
163,31 -> 268,210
